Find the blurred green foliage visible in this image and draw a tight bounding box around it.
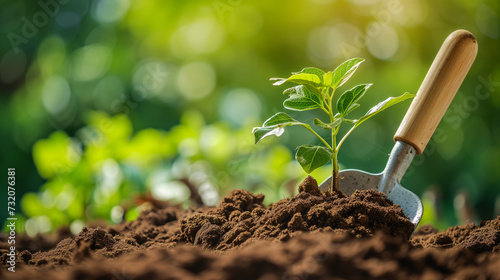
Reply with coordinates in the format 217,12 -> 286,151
1,0 -> 500,233
18,110 -> 332,235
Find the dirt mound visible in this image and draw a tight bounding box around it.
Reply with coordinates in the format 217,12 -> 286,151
0,227 -> 72,255
184,175 -> 414,251
412,217 -> 500,253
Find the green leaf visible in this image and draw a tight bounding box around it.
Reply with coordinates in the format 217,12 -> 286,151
295,145 -> 333,173
313,118 -> 328,129
272,73 -> 322,87
345,103 -> 361,115
323,72 -> 333,87
337,84 -> 372,116
293,67 -> 326,83
270,77 -> 286,85
331,58 -> 365,89
253,112 -> 305,144
313,118 -> 342,129
283,85 -> 322,98
353,92 -> 415,128
252,126 -> 285,144
263,112 -> 301,127
283,85 -> 323,111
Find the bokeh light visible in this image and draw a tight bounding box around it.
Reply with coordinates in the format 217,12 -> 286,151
219,88 -> 262,126
177,61 -> 216,100
365,23 -> 399,60
72,44 -> 111,81
91,0 -> 130,24
42,75 -> 71,115
476,4 -> 499,39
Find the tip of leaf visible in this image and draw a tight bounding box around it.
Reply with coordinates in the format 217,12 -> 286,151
270,78 -> 286,86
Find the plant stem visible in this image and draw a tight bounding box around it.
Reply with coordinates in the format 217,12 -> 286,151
321,107 -> 330,115
328,89 -> 336,123
331,133 -> 339,192
337,125 -> 356,151
332,125 -> 357,192
328,88 -> 340,192
301,124 -> 332,151
322,88 -> 331,114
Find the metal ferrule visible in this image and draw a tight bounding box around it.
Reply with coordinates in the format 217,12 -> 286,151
378,141 -> 416,194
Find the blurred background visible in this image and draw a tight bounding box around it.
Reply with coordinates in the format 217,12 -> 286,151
1,0 -> 499,235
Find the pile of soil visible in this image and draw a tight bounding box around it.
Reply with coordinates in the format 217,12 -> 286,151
2,176 -> 500,279
412,218 -> 500,253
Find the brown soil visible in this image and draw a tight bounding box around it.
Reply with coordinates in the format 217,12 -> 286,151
412,218 -> 500,253
1,176 -> 500,279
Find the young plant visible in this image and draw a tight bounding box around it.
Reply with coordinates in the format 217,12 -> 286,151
252,58 -> 414,192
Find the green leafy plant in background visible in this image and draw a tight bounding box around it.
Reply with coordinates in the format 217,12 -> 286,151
253,58 -> 414,191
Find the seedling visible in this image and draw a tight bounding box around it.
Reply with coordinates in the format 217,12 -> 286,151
252,58 -> 414,192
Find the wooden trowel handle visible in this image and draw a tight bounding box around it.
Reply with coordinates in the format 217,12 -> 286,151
394,30 -> 478,154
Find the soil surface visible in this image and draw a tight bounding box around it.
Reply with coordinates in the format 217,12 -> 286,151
2,176 -> 500,279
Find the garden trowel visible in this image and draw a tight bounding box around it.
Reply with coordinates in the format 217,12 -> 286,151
319,30 -> 478,227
